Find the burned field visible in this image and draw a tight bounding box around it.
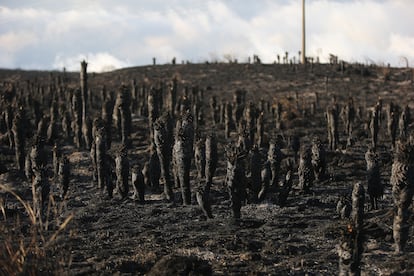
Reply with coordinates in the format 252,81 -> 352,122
1,63 -> 414,275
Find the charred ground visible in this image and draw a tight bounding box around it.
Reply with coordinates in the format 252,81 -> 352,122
1,63 -> 414,275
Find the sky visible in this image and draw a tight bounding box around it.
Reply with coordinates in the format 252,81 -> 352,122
0,0 -> 413,72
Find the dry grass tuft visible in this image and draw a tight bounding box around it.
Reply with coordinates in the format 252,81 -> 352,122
0,184 -> 74,275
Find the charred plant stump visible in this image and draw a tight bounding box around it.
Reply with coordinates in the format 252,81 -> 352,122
47,102 -> 59,144
194,133 -> 218,219
205,133 -> 218,187
148,144 -> 162,192
130,80 -> 138,114
72,88 -> 83,149
103,153 -> 115,199
290,134 -> 300,164
399,105 -> 411,139
80,60 -> 88,119
115,145 -> 129,199
337,182 -> 365,275
298,145 -> 313,194
80,60 -> 90,149
138,84 -> 148,117
219,101 -> 226,124
194,136 -> 206,179
100,85 -> 107,106
341,97 -> 355,147
61,110 -> 72,143
337,224 -> 364,276
258,159 -> 271,202
91,117 -> 105,183
88,137 -> 97,182
209,96 -> 219,125
82,116 -> 92,150
58,156 -> 70,199
113,91 -> 121,141
387,104 -> 399,149
274,101 -> 283,130
268,138 -> 284,190
30,136 -> 49,221
326,105 -> 339,151
311,136 -> 326,182
193,101 -> 203,131
256,112 -> 265,148
237,125 -> 251,153
30,137 -> 47,174
154,113 -> 175,201
365,147 -> 383,210
33,99 -> 42,130
351,182 -> 365,231
249,145 -> 262,203
2,84 -> 17,148
167,77 -> 178,116
131,164 -> 145,203
172,136 -> 180,190
337,195 -> 352,220
114,85 -> 132,147
224,102 -> 234,139
173,111 -> 194,205
225,144 -> 247,219
233,89 -> 246,127
11,111 -> 25,171
376,98 -> 383,131
196,179 -> 213,219
142,161 -> 151,190
245,102 -> 256,145
36,115 -> 49,141
148,87 -> 160,142
178,93 -> 191,116
391,140 -> 414,253
32,167 -> 50,222
369,107 -> 380,150
95,126 -> 107,191
278,159 -> 293,207
25,152 -> 32,182
102,96 -> 114,149
52,142 -> 61,180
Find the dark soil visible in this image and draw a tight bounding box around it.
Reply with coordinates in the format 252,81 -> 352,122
1,63 -> 414,275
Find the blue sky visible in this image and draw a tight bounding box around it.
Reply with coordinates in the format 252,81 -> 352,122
0,0 -> 413,71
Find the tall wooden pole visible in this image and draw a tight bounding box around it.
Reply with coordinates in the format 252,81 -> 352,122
80,60 -> 88,121
80,60 -> 89,149
301,0 -> 306,64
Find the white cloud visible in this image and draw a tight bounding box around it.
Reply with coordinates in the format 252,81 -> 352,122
53,52 -> 131,72
0,0 -> 414,70
0,30 -> 38,52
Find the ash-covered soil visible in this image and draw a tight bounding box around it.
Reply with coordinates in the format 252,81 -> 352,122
1,63 -> 414,275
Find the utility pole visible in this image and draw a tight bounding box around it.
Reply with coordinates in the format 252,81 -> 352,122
302,0 -> 306,64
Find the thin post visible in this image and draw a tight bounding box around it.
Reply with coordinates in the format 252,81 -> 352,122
80,60 -> 88,120
301,0 -> 306,64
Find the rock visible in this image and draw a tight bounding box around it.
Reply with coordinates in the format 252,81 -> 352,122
147,254 -> 212,276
